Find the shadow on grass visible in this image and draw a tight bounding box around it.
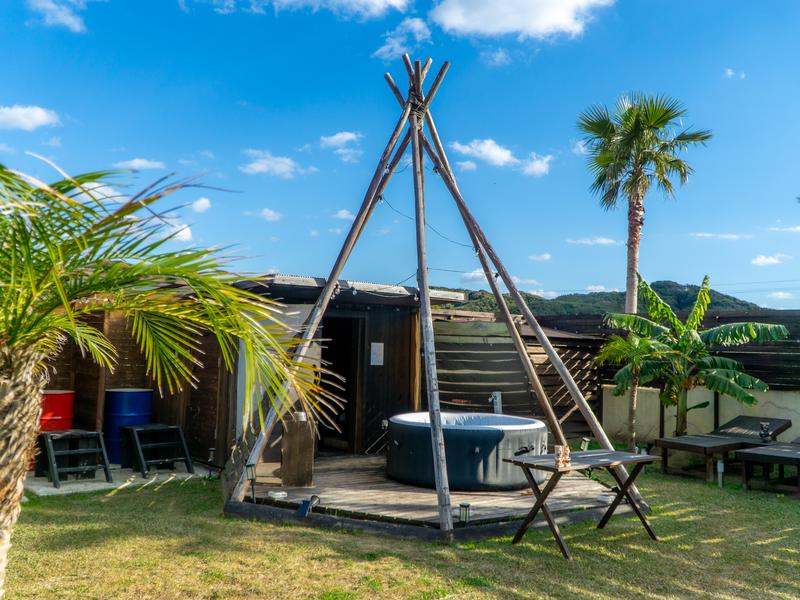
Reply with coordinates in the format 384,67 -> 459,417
11,471 -> 800,600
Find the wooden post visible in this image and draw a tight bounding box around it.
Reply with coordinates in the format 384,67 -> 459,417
417,113 -> 566,447
232,101 -> 413,501
419,117 -> 645,506
410,59 -> 453,535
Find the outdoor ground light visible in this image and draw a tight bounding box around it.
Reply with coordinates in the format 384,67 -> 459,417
459,502 -> 471,524
245,462 -> 257,503
580,437 -> 590,451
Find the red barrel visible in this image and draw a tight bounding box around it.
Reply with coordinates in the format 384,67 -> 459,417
40,390 -> 74,431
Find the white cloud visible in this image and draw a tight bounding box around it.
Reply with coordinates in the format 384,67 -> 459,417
521,152 -> 553,177
165,219 -> 192,242
328,227 -> 343,235
334,147 -> 363,163
42,136 -> 61,147
457,160 -> 477,171
199,149 -> 215,159
0,105 -> 60,131
258,208 -> 282,222
528,252 -> 551,262
512,275 -> 540,285
113,157 -> 166,170
320,131 -> 363,148
751,253 -> 790,267
723,67 -> 746,80
309,228 -> 320,237
334,208 -> 355,220
768,291 -> 793,300
461,268 -> 488,283
529,289 -> 559,299
450,139 -> 551,176
571,139 -> 588,155
191,197 -> 211,213
769,225 -> 800,233
450,138 -> 518,167
251,0 -> 409,18
480,48 -> 511,66
586,284 -> 618,293
430,0 -> 614,39
0,143 -> 14,153
27,0 -> 87,33
566,236 -> 621,245
373,17 -> 431,61
239,149 -> 315,178
690,232 -> 752,241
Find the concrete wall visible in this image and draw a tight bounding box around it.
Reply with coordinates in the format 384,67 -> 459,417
602,385 -> 800,443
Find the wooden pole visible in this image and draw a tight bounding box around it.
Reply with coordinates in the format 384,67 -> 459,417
410,60 -> 453,534
382,85 -> 565,444
416,125 -> 567,447
420,114 -> 645,505
231,102 -> 413,501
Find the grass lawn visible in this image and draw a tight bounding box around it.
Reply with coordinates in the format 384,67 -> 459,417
7,471 -> 800,599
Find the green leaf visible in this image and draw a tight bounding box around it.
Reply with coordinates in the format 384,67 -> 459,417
637,275 -> 684,334
604,312 -> 670,337
685,275 -> 710,331
700,322 -> 789,347
687,401 -> 710,412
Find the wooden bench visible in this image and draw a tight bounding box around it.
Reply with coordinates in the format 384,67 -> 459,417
655,416 -> 792,483
738,437 -> 800,495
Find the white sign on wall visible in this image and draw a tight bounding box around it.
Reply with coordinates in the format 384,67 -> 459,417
370,342 -> 384,366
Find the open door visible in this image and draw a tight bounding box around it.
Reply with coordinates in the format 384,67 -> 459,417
319,315 -> 364,453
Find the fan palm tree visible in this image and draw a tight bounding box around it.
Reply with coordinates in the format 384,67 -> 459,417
578,94 -> 712,313
596,333 -> 672,451
605,275 -> 788,436
0,163 -> 338,596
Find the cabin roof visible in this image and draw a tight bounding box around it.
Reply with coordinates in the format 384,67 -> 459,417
238,274 -> 465,307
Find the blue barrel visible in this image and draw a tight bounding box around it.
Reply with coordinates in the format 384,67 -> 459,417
103,388 -> 153,464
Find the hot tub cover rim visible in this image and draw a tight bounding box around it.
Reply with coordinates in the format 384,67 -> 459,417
389,411 -> 545,431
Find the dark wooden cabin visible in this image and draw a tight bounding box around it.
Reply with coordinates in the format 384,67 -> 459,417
46,275 -> 611,469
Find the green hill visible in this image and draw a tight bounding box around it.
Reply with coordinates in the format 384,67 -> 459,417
442,280 -> 761,316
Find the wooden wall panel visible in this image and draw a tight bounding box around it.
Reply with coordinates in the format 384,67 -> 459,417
431,317 -> 604,438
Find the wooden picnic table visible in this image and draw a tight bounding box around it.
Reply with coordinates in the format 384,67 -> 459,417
504,449 -> 659,559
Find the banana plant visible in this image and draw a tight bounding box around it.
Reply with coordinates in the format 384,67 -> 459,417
604,275 -> 788,436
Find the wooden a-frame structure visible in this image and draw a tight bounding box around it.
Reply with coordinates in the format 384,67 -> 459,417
233,56 -> 641,536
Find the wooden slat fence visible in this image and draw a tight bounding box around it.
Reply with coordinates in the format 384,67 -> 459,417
431,313 -> 608,438
538,311 -> 800,391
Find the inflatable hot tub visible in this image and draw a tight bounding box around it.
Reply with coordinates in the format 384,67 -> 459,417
386,412 -> 548,491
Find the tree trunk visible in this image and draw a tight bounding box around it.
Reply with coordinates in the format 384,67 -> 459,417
625,191 -> 645,314
0,347 -> 46,598
628,370 -> 640,451
675,389 -> 688,437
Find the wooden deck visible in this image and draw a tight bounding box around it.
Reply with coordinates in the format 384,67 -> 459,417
254,454 -> 617,528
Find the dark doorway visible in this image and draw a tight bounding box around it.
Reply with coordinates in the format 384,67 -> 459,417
319,315 -> 363,453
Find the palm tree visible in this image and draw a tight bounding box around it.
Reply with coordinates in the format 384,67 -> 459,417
0,164 -> 338,595
578,94 -> 712,313
596,333 -> 671,451
605,275 -> 788,436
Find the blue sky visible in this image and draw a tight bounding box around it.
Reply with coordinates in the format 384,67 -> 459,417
1,1 -> 799,307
